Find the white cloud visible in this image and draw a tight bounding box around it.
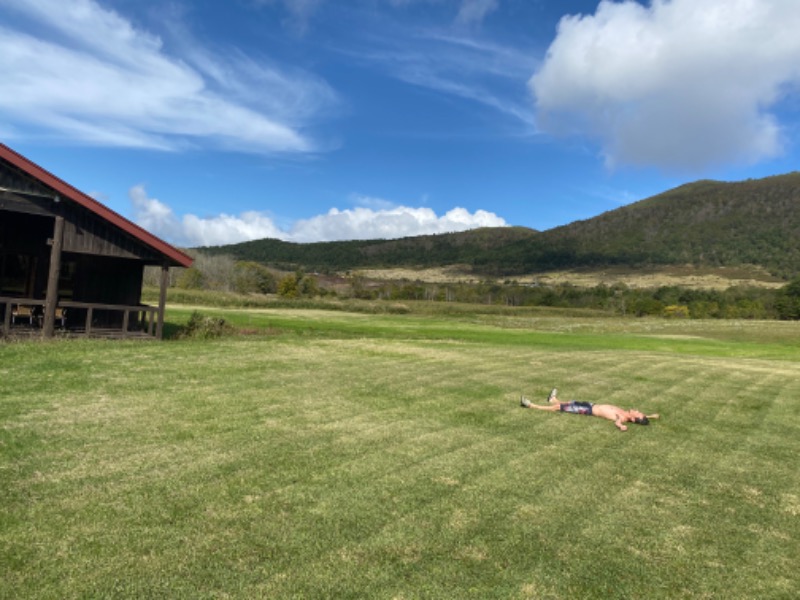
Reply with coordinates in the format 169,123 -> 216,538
130,185 -> 284,247
456,0 -> 499,26
0,0 -> 337,152
346,28 -> 537,129
530,0 -> 800,171
288,203 -> 507,242
252,0 -> 326,35
130,186 -> 507,246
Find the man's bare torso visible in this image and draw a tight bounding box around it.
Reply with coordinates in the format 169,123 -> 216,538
591,404 -> 631,423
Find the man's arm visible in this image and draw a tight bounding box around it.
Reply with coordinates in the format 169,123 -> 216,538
614,416 -> 628,432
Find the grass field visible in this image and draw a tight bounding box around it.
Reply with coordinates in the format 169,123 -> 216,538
2,305 -> 799,599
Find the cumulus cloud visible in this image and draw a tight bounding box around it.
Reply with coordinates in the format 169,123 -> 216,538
530,0 -> 800,171
0,0 -> 336,152
130,186 -> 507,247
129,186 -> 284,247
288,202 -> 507,242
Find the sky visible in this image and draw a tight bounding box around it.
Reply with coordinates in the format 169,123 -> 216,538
2,0 -> 800,247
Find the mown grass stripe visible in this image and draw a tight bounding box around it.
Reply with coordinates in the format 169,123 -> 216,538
2,309 -> 800,598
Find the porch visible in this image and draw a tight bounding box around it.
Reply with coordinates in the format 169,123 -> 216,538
1,296 -> 161,339
2,143 -> 193,341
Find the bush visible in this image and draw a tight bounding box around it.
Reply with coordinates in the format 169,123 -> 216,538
179,311 -> 233,339
233,261 -> 277,294
176,267 -> 205,290
663,304 -> 690,319
277,271 -> 319,298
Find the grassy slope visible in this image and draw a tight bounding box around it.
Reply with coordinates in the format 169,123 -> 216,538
2,307 -> 799,599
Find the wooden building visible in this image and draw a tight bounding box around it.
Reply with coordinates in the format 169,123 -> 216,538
0,143 -> 193,339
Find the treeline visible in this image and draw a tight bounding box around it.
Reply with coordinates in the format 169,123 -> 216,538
148,253 -> 800,320
196,227 -> 538,274
352,278 -> 800,320
145,253 -> 320,298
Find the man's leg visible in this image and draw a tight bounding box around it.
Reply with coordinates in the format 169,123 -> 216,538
521,397 -> 561,412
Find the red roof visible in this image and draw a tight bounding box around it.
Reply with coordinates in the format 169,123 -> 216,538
0,142 -> 193,268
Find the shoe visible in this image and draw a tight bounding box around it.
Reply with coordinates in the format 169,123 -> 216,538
547,388 -> 558,402
520,396 -> 532,408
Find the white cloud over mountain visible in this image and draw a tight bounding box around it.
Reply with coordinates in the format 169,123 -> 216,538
130,185 -> 507,247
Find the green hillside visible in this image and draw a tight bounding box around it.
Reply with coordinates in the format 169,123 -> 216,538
199,173 -> 800,278
198,226 -> 539,273
499,173 -> 800,277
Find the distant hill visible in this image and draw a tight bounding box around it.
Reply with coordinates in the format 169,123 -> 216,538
493,173 -> 800,277
198,226 -> 539,273
198,173 -> 800,278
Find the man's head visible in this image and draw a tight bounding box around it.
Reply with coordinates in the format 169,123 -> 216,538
630,411 -> 650,425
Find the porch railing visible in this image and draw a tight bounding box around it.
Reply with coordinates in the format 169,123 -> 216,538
1,296 -> 159,338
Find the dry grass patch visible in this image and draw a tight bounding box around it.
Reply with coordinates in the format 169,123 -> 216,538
357,264 -> 785,289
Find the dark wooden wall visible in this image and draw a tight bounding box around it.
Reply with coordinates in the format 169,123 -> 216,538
2,158 -> 160,310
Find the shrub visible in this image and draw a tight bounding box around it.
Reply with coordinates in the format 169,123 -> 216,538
180,311 -> 233,339
663,304 -> 690,319
233,261 -> 277,294
277,270 -> 319,298
176,267 -> 205,290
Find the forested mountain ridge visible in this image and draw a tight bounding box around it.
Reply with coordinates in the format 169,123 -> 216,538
199,172 -> 800,278
198,225 -> 539,273
499,173 -> 800,277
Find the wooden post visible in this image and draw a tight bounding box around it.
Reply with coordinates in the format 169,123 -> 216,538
42,216 -> 65,338
3,300 -> 11,336
156,265 -> 169,339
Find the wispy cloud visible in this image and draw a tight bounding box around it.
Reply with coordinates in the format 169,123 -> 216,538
456,0 -> 499,26
250,0 -> 326,35
0,0 -> 338,152
530,0 -> 800,171
252,0 -> 535,128
340,25 -> 538,130
130,186 -> 507,246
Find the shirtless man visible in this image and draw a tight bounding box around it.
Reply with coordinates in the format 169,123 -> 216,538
520,388 -> 659,432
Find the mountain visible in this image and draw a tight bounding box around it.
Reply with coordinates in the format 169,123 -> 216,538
198,173 -> 800,278
197,226 -> 539,273
497,173 -> 800,277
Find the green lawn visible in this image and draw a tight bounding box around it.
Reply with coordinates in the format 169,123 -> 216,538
2,306 -> 799,599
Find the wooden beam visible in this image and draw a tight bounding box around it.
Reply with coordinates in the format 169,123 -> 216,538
42,216 -> 64,338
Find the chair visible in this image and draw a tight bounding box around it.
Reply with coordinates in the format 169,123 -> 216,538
55,307 -> 67,328
11,304 -> 37,326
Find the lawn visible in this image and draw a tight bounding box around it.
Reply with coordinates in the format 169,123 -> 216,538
2,306 -> 799,599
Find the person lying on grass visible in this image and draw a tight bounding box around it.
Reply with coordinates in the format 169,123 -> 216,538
520,388 -> 660,432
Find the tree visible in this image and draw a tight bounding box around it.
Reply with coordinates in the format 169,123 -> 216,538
277,270 -> 319,298
176,267 -> 205,289
775,277 -> 800,319
233,261 -> 277,294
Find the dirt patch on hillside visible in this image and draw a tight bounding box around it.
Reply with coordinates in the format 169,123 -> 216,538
354,265 -> 786,290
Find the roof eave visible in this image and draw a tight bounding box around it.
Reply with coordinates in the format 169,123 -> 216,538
0,143 -> 193,268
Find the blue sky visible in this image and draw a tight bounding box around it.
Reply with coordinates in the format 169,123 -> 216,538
2,0 -> 800,247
